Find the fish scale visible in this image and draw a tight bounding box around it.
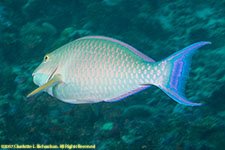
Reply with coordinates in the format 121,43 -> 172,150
57,38 -> 147,102
61,40 -> 151,103
28,36 -> 211,106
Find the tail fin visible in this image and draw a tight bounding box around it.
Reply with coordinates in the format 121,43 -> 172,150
156,41 -> 211,106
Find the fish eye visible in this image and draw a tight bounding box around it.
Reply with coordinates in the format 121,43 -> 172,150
43,55 -> 49,63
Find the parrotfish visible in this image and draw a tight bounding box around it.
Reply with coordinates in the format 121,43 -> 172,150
27,36 -> 211,106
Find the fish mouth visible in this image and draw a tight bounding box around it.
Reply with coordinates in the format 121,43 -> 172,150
46,66 -> 58,82
27,66 -> 59,98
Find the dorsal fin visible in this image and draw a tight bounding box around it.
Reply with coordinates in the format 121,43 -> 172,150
78,36 -> 155,63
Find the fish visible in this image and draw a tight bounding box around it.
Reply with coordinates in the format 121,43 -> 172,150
27,36 -> 211,106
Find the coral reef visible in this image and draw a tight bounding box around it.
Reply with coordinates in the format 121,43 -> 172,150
0,0 -> 225,149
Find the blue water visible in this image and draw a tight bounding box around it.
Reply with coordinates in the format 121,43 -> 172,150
0,0 -> 225,149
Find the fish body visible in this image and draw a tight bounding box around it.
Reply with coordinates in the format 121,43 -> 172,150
28,36 -> 211,106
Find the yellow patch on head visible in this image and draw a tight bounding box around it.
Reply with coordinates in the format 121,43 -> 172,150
44,54 -> 49,63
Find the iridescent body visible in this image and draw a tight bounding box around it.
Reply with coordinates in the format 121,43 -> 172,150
28,36 -> 211,106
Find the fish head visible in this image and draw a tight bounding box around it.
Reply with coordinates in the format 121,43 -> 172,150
32,52 -> 59,87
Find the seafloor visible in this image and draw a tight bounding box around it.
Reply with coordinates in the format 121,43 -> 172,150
0,0 -> 225,149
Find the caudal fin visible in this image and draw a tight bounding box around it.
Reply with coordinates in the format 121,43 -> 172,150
156,41 -> 211,106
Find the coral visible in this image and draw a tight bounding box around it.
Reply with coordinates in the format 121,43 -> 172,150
101,122 -> 114,131
20,23 -> 43,49
52,26 -> 91,49
122,105 -> 152,119
121,129 -> 143,144
41,22 -> 57,36
0,0 -> 225,149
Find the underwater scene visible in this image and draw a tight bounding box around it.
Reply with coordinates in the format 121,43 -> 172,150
0,0 -> 225,149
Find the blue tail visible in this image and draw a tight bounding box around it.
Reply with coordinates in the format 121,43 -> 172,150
157,41 -> 211,106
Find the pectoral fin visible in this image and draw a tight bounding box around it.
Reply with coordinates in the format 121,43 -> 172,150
27,74 -> 62,98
